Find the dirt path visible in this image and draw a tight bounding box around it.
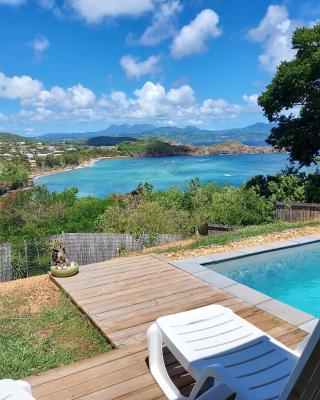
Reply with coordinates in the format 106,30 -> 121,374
0,275 -> 60,314
163,225 -> 320,260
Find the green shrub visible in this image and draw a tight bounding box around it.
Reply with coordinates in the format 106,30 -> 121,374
97,200 -> 192,237
246,170 -> 320,204
204,187 -> 273,226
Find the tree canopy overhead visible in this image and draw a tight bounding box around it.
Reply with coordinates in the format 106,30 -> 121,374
258,23 -> 320,166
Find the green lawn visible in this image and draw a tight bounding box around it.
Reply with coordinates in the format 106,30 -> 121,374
0,287 -> 112,379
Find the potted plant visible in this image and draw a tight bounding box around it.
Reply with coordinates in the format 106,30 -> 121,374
48,239 -> 79,278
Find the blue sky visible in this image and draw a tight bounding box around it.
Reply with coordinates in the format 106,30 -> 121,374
0,0 -> 319,135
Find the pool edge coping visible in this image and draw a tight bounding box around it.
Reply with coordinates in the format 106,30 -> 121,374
169,234 -> 320,334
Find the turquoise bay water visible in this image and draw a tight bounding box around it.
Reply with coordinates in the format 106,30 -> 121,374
211,242 -> 320,317
35,153 -> 290,198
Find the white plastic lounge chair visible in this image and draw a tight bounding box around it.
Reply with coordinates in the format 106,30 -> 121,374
147,304 -> 320,400
0,379 -> 35,399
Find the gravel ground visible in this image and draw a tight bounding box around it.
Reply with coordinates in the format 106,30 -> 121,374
164,225 -> 320,260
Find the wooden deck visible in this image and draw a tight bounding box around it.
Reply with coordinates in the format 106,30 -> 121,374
26,254 -> 308,399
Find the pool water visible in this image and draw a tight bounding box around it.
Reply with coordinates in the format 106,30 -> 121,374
209,241 -> 320,317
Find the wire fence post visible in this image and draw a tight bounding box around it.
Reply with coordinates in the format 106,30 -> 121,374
24,240 -> 29,277
35,238 -> 40,264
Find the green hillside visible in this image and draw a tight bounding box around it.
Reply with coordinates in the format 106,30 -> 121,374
87,136 -> 137,146
0,132 -> 27,143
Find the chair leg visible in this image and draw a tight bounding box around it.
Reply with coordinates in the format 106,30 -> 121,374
189,381 -> 234,400
147,323 -> 188,400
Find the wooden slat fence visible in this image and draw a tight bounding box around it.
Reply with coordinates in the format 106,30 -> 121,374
52,233 -> 182,266
276,202 -> 320,221
0,243 -> 12,282
207,224 -> 237,236
0,233 -> 182,282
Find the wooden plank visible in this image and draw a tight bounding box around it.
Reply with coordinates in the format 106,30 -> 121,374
104,292 -> 232,334
102,383 -> 165,400
78,273 -> 195,307
32,351 -> 149,398
57,263 -> 172,291
83,278 -> 208,315
61,258 -> 168,280
32,253 -> 308,400
93,286 -> 217,321
71,269 -> 181,300
26,345 -> 146,387
35,358 -> 149,399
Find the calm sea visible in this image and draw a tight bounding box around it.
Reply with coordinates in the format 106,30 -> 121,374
34,153 -> 296,198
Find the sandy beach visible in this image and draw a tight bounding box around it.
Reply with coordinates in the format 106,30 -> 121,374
31,155 -> 131,180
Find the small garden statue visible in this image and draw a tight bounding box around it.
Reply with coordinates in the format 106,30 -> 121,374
48,240 -> 79,277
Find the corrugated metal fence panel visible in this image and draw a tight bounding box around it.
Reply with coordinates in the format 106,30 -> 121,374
275,202 -> 320,221
0,243 -> 12,282
53,233 -> 182,266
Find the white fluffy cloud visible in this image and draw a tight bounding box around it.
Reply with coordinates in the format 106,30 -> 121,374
138,0 -> 182,45
120,55 -> 161,79
0,72 -> 95,110
133,81 -> 166,118
0,72 -> 260,127
32,84 -> 96,109
0,73 -> 43,99
167,85 -> 195,106
242,93 -> 260,111
29,35 -> 50,54
68,0 -> 155,23
247,5 -> 299,72
171,9 -> 222,58
200,99 -> 242,117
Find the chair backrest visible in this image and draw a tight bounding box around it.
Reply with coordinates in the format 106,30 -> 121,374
281,320 -> 320,400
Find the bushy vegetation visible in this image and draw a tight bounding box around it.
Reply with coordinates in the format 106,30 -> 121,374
0,157 -> 30,195
2,170 -> 320,245
259,23 -> 320,166
0,186 -> 109,242
34,139 -> 185,171
96,180 -> 274,237
86,136 -> 137,146
246,169 -> 320,203
35,147 -> 119,170
0,131 -> 27,143
117,139 -> 185,156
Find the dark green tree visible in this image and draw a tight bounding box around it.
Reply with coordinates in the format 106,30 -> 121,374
259,24 -> 320,166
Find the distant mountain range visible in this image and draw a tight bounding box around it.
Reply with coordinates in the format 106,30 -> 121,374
34,122 -> 274,145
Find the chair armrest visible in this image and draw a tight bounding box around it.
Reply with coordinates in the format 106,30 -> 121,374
294,334 -> 310,356
189,363 -> 258,400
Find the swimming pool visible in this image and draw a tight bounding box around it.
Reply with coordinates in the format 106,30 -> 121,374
207,241 -> 320,318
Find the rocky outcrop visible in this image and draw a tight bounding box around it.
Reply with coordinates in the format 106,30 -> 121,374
173,141 -> 282,156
